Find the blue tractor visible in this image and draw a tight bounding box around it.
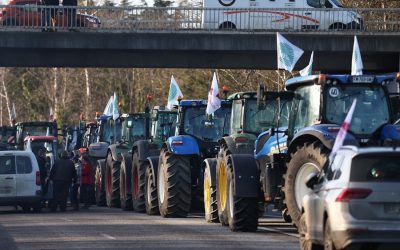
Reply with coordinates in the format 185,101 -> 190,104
153,99 -> 232,217
283,73 -> 400,227
212,89 -> 293,231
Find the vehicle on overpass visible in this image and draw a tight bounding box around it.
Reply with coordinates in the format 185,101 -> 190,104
155,99 -> 231,218
130,106 -> 177,214
283,73 -> 400,227
203,0 -> 362,30
103,113 -> 150,209
15,121 -> 58,150
0,0 -> 101,28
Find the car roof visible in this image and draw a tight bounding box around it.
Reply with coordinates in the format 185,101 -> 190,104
0,150 -> 35,157
338,145 -> 400,156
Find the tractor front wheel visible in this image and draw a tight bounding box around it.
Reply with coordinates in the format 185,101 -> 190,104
105,154 -> 121,208
95,161 -> 106,206
132,151 -> 146,212
145,165 -> 159,215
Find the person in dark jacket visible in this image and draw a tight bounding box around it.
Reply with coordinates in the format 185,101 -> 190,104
41,0 -> 60,31
49,150 -> 77,212
62,0 -> 77,29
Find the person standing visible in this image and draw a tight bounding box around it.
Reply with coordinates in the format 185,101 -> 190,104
62,0 -> 77,29
70,151 -> 81,211
49,151 -> 77,212
79,148 -> 94,209
37,149 -> 49,207
41,0 -> 60,31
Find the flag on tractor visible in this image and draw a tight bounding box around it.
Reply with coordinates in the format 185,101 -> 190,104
277,32 -> 304,72
351,36 -> 363,76
206,72 -> 221,115
167,75 -> 184,110
112,92 -> 119,120
329,99 -> 357,164
49,107 -> 55,122
300,51 -> 314,76
10,103 -> 16,121
103,95 -> 114,116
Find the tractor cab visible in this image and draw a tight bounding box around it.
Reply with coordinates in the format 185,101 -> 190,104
150,106 -> 177,145
0,125 -> 16,150
15,121 -> 58,150
120,113 -> 150,147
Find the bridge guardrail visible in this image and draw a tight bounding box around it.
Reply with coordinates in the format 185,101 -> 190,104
0,5 -> 400,33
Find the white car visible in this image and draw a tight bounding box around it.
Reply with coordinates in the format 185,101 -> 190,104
0,151 -> 42,212
299,146 -> 400,250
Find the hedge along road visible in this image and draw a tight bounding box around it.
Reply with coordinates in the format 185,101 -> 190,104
0,206 -> 298,249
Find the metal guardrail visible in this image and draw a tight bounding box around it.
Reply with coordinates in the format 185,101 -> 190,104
1,5 -> 400,32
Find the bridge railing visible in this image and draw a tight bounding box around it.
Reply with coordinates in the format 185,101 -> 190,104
0,5 -> 399,32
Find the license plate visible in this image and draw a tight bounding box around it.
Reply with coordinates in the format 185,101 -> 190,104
351,76 -> 375,83
384,203 -> 400,214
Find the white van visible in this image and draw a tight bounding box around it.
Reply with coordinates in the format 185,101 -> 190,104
0,151 -> 42,212
202,0 -> 362,30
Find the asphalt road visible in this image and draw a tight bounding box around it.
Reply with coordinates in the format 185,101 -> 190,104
0,206 -> 299,250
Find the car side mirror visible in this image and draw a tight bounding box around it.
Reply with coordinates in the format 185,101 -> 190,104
305,172 -> 319,189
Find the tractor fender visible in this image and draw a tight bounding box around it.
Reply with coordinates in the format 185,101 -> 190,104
288,124 -> 359,155
146,156 -> 159,186
88,142 -> 109,158
108,143 -> 130,162
132,140 -> 150,161
165,135 -> 199,155
202,158 -> 217,187
97,158 -> 106,171
228,154 -> 260,198
218,136 -> 237,154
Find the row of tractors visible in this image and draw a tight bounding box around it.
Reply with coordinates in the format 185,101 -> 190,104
51,72 -> 400,233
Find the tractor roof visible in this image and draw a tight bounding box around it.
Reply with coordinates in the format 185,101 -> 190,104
228,92 -> 257,100
179,99 -> 231,107
16,121 -> 57,126
285,73 -> 398,90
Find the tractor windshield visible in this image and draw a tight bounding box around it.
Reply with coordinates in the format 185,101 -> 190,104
123,117 -> 146,143
99,119 -> 122,144
28,140 -> 57,158
243,99 -> 291,135
325,85 -> 390,135
153,112 -> 177,141
183,106 -> 231,142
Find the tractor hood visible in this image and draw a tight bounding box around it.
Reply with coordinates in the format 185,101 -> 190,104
88,142 -> 109,158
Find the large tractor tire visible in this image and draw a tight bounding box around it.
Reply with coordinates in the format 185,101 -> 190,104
145,165 -> 159,215
105,154 -> 121,208
284,142 -> 327,228
226,157 -> 258,232
299,213 -> 323,250
216,144 -> 230,226
157,149 -> 191,218
95,161 -> 106,206
120,157 -> 133,211
204,166 -> 219,223
132,151 -> 146,212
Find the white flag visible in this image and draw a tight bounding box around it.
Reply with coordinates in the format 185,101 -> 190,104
112,92 -> 119,120
206,72 -> 221,115
167,75 -> 184,110
300,51 -> 314,76
351,36 -> 363,76
277,32 -> 304,72
103,95 -> 114,116
329,99 -> 357,164
10,103 -> 16,121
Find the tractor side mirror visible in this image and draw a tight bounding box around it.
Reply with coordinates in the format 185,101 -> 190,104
257,84 -> 266,110
305,172 -> 319,189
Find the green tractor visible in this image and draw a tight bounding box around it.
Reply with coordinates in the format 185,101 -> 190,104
129,106 -> 177,213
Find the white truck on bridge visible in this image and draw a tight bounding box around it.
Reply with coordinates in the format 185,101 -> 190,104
202,0 -> 362,30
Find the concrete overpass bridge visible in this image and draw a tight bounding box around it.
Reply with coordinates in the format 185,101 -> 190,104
0,6 -> 399,72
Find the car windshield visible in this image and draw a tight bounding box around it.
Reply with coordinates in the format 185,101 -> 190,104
351,154 -> 400,182
244,99 -> 291,135
325,85 -> 389,135
183,106 -> 231,142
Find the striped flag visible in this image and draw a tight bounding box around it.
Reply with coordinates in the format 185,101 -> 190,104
329,99 -> 357,164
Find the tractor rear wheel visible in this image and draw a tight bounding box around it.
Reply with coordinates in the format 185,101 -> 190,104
157,149 -> 191,217
95,161 -> 106,206
226,157 -> 258,232
120,157 -> 133,211
217,144 -> 230,226
204,167 -> 219,223
105,154 -> 121,208
132,151 -> 146,212
284,142 -> 327,227
145,165 -> 159,215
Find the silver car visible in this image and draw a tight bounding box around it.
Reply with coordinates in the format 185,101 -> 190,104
299,146 -> 400,250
